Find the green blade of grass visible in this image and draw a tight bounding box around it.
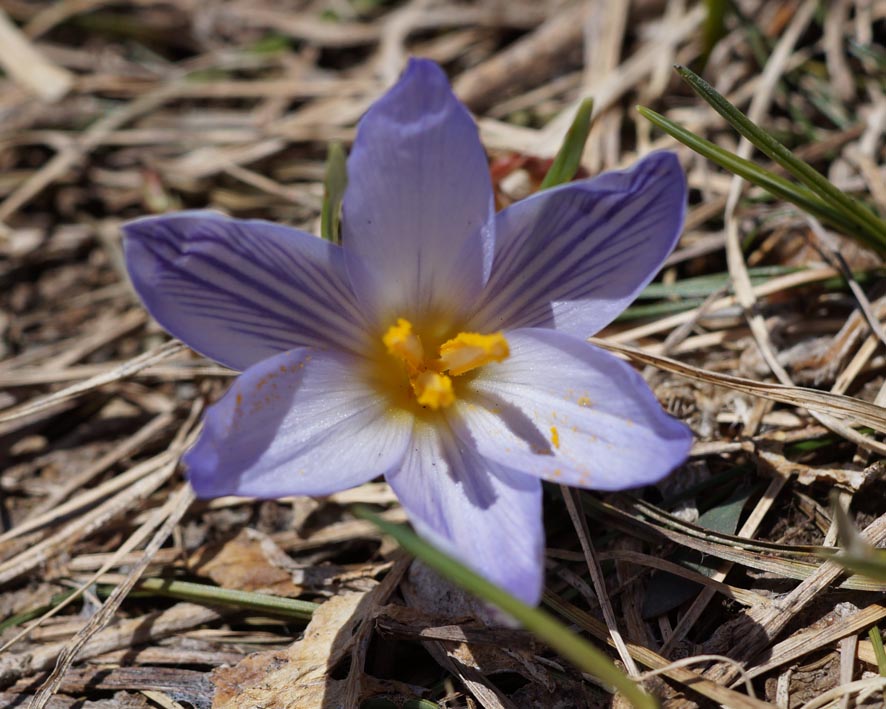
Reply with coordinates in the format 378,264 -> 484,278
870,627 -> 886,709
637,106 -> 876,247
674,65 -> 886,252
351,504 -> 657,709
616,299 -> 707,322
869,627 -> 886,677
0,578 -> 318,636
128,577 -> 319,620
823,495 -> 886,582
699,0 -> 729,70
321,142 -> 348,244
540,98 -> 594,190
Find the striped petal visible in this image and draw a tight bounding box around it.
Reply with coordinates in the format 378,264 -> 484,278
123,211 -> 369,371
387,418 -> 544,605
456,328 -> 692,490
185,347 -> 414,498
468,152 -> 686,337
343,58 -> 494,329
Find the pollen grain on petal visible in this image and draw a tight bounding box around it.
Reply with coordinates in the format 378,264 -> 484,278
550,425 -> 560,449
412,370 -> 455,409
438,331 -> 509,376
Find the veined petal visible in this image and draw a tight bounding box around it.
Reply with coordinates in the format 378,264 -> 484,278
468,152 -> 686,337
123,211 -> 369,371
343,58 -> 494,328
185,348 -> 413,498
387,419 -> 544,605
457,328 -> 691,490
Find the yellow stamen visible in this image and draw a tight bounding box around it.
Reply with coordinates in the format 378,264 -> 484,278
412,370 -> 455,409
383,318 -> 424,371
550,426 -> 560,449
437,331 -> 510,376
381,319 -> 510,410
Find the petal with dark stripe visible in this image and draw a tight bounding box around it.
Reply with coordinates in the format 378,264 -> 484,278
185,347 -> 414,498
468,152 -> 686,337
456,328 -> 692,490
387,418 -> 544,605
123,211 -> 369,371
343,58 -> 494,328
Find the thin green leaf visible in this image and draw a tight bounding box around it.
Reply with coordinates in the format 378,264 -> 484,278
0,577 -> 318,635
642,485 -> 754,618
321,142 -> 348,244
636,265 -> 798,299
616,299 -> 706,322
870,626 -> 886,706
403,700 -> 443,709
699,0 -> 729,70
0,589 -> 76,633
351,504 -> 657,709
637,106 -> 875,247
674,65 -> 886,253
869,627 -> 886,677
540,98 -> 594,190
129,577 -> 319,619
825,494 -> 886,582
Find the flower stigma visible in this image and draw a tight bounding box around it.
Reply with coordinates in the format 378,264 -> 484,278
382,318 -> 510,410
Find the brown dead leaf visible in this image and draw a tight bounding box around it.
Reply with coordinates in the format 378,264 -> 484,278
211,590 -> 370,708
189,528 -> 303,596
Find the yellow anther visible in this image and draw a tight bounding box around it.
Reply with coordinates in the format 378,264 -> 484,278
381,319 -> 509,410
437,331 -> 510,376
412,370 -> 455,409
550,426 -> 560,449
383,318 -> 424,371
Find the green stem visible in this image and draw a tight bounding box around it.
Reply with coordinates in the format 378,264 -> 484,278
129,577 -> 319,620
351,505 -> 657,709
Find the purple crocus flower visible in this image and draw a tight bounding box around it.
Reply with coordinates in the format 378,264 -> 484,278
123,58 -> 691,605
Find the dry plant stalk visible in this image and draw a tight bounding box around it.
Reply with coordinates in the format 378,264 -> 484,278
0,1 -> 885,707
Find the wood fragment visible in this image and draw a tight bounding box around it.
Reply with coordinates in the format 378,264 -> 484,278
0,9 -> 72,101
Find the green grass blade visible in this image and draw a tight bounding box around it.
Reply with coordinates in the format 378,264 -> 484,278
822,495 -> 886,582
674,65 -> 886,252
540,98 -> 594,190
351,505 -> 657,709
869,627 -> 886,677
0,578 -> 319,636
699,0 -> 729,70
0,589 -> 78,633
321,142 -> 348,244
129,578 -> 319,620
637,106 -> 885,250
870,628 -> 886,706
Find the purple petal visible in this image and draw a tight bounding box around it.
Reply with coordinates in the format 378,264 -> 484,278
185,347 -> 414,498
123,211 -> 369,371
456,328 -> 692,490
342,58 -> 494,328
468,152 -> 686,337
387,419 -> 544,605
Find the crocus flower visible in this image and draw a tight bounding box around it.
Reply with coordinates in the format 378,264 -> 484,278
123,58 -> 691,605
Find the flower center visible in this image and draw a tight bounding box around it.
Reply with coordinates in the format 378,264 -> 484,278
382,318 -> 509,409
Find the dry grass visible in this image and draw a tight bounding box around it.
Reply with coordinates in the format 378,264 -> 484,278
1,0 -> 886,707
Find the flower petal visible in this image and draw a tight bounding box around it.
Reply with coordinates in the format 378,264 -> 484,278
387,419 -> 544,605
123,211 -> 369,371
185,347 -> 413,498
468,152 -> 686,337
342,58 -> 494,327
457,328 -> 692,490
